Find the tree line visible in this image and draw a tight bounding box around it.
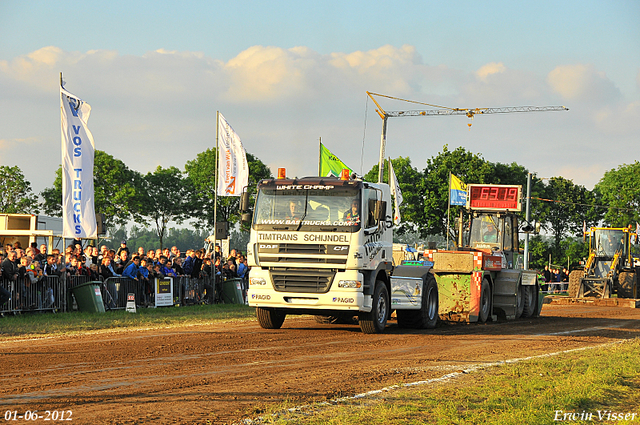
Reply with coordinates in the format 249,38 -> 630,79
2,145 -> 639,268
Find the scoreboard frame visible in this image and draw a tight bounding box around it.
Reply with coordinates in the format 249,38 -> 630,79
466,184 -> 522,212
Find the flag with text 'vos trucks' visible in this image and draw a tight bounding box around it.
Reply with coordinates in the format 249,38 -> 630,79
217,113 -> 249,196
449,173 -> 467,206
320,143 -> 353,177
60,85 -> 97,238
389,158 -> 403,225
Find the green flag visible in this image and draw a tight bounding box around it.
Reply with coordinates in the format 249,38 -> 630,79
319,142 -> 353,177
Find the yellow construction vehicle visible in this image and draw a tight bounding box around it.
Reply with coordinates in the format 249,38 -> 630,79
568,226 -> 639,299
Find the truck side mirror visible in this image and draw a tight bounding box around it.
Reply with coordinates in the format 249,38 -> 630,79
240,192 -> 250,212
241,212 -> 252,224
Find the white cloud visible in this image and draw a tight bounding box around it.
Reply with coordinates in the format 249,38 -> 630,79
547,64 -> 621,103
476,62 -> 506,81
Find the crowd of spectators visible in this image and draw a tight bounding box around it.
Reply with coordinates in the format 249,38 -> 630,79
1,239 -> 249,308
541,265 -> 570,292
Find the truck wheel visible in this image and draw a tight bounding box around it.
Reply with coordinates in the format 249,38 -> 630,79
256,307 -> 286,329
568,270 -> 584,298
617,272 -> 637,299
478,278 -> 491,323
515,283 -> 525,319
522,285 -> 537,318
359,280 -> 389,334
397,273 -> 439,329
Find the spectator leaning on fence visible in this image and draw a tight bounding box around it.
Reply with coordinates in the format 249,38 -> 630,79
182,249 -> 195,276
2,250 -> 19,282
158,256 -> 176,277
99,257 -> 117,280
172,257 -> 184,275
44,255 -> 58,277
122,256 -> 141,281
192,249 -> 204,279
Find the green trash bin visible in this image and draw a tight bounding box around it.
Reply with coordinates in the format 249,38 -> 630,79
221,278 -> 244,304
71,281 -> 106,313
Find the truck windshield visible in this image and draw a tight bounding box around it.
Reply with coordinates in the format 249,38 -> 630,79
469,214 -> 501,249
253,185 -> 361,232
592,229 -> 627,258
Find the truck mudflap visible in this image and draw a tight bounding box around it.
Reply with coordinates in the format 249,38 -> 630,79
434,271 -> 484,323
248,288 -> 370,312
493,269 -> 520,319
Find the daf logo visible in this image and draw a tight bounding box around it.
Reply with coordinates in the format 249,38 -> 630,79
259,244 -> 277,249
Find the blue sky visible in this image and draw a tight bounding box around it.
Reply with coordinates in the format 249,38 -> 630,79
1,0 -> 639,197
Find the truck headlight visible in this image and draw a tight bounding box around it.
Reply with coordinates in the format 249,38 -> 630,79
338,280 -> 361,288
250,277 -> 267,286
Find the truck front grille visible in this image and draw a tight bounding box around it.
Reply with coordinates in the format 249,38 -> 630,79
278,243 -> 326,254
257,243 -> 348,267
270,268 -> 335,293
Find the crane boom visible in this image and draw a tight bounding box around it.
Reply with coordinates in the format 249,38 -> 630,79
387,105 -> 568,118
366,91 -> 569,182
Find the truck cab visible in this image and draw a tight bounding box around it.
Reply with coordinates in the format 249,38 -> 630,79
246,174 -> 395,333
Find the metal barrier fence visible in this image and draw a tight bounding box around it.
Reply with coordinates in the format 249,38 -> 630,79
1,276 -> 65,314
1,274 -> 244,315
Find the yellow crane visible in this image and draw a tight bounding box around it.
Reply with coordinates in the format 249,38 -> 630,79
366,91 -> 569,182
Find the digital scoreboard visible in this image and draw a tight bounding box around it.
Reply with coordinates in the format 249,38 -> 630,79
466,184 -> 522,212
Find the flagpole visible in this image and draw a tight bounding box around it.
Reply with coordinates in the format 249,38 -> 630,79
214,110 -> 219,246
318,137 -> 322,176
447,172 -> 451,250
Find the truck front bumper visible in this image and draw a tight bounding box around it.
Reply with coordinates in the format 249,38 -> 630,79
247,268 -> 370,312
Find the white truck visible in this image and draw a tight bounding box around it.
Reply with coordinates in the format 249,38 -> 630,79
243,171 -> 438,334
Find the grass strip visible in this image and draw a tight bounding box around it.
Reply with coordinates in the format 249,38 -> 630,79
0,304 -> 255,339
258,339 -> 640,424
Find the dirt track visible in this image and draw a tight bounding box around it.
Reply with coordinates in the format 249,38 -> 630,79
2,303 -> 640,424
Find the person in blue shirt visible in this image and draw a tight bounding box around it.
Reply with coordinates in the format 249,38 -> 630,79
139,258 -> 153,306
158,256 -> 176,278
122,256 -> 141,281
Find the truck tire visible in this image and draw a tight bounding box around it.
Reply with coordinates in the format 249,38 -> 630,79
478,278 -> 491,323
396,273 -> 439,329
617,272 -> 637,299
515,283 -> 525,319
359,280 -> 389,334
256,307 -> 286,329
568,270 -> 584,298
522,285 -> 538,318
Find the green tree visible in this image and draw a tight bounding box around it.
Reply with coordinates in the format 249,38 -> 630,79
420,145 -> 495,238
561,237 -> 590,269
184,148 -> 272,230
537,177 -> 601,257
594,161 -> 640,227
139,166 -> 195,249
40,150 -> 142,229
0,165 -> 39,214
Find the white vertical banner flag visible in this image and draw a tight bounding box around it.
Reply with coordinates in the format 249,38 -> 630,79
388,158 -> 403,225
60,85 -> 97,238
217,113 -> 249,196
